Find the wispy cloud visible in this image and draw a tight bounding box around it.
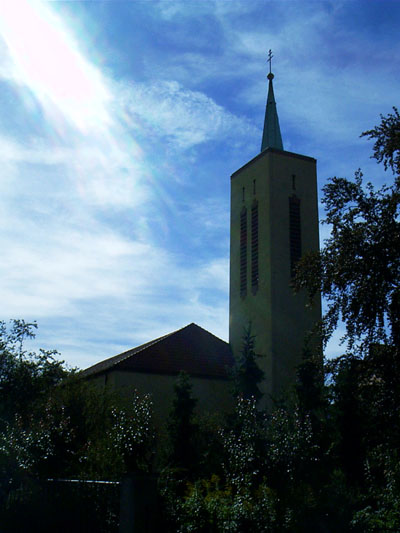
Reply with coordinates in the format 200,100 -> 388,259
118,79 -> 256,150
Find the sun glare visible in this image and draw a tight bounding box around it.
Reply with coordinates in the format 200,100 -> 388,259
0,0 -> 112,133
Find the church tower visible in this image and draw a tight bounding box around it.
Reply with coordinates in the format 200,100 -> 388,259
229,56 -> 321,401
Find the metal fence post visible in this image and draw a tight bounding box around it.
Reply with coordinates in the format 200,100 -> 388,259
119,474 -> 159,533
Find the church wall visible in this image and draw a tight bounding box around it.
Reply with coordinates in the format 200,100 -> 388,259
98,370 -> 234,436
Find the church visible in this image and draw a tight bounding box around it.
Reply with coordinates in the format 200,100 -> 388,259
81,61 -> 321,417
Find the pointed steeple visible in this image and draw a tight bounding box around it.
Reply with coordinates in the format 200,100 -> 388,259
261,68 -> 283,152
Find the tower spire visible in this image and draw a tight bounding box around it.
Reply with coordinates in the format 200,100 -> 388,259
261,50 -> 283,152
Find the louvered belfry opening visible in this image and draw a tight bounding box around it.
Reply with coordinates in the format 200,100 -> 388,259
289,195 -> 301,276
240,206 -> 247,297
251,200 -> 259,293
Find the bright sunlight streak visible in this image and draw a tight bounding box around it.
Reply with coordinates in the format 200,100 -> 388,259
0,0 -> 112,133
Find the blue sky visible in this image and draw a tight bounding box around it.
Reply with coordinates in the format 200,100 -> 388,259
0,0 -> 399,369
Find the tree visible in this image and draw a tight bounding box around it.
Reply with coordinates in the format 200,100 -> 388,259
0,320 -> 155,482
161,397 -> 282,533
296,347 -> 325,422
0,319 -> 70,428
231,324 -> 264,403
294,108 -> 400,354
292,109 -> 400,528
166,371 -> 199,472
362,106 -> 400,177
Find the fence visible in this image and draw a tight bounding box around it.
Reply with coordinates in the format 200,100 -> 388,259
1,475 -> 159,533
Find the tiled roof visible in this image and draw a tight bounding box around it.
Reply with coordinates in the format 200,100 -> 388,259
80,323 -> 234,379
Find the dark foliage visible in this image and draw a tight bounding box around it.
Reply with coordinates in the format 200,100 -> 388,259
0,320 -> 155,532
231,324 -> 264,403
294,110 -> 400,354
0,320 -> 155,524
362,106 -> 400,176
166,371 -> 199,473
0,320 -> 69,428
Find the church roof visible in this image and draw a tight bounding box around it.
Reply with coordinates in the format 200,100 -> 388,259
261,72 -> 283,152
80,323 -> 234,380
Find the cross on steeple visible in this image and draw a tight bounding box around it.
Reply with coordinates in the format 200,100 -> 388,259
267,49 -> 273,74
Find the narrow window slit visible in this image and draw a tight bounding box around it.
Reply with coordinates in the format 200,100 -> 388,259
240,207 -> 248,297
289,196 -> 301,277
251,200 -> 259,293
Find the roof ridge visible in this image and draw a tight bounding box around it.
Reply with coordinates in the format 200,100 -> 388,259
112,330 -> 173,366
188,322 -> 229,344
81,323 -> 198,376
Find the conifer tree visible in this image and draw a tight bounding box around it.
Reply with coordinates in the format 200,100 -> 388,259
166,371 -> 199,472
231,324 -> 264,403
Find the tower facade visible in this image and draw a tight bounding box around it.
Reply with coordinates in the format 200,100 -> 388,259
229,69 -> 321,401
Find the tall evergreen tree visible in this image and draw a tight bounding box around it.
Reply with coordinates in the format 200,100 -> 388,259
231,324 -> 264,403
166,371 -> 199,472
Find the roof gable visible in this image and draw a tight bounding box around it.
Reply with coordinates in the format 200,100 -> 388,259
81,323 -> 233,379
